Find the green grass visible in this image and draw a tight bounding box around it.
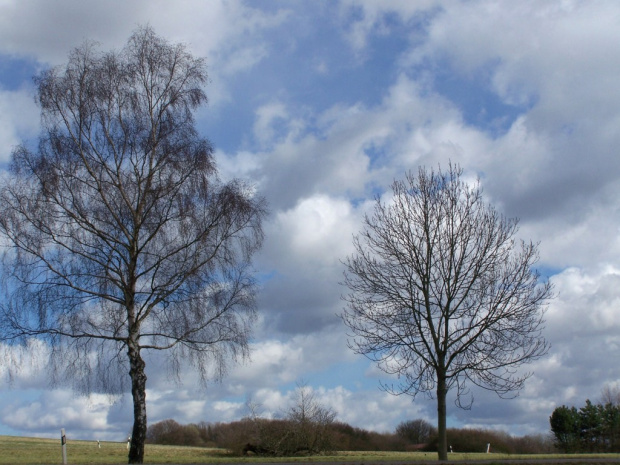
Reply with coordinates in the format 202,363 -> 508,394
1,435 -> 620,464
0,436 -> 229,464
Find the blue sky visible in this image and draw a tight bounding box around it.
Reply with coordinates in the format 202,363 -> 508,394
2,0 -> 620,442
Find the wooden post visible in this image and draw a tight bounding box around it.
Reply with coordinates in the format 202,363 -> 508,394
60,428 -> 67,465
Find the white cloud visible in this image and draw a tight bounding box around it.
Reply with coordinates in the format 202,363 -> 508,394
466,265 -> 620,433
1,390 -> 121,439
256,195 -> 360,333
242,74 -> 484,211
405,1 -> 620,222
269,195 -> 356,267
234,384 -> 430,433
232,339 -> 303,386
0,88 -> 39,162
0,340 -> 50,389
338,0 -> 440,51
213,149 -> 262,183
252,101 -> 292,148
0,0 -> 289,112
310,385 -> 430,433
229,327 -> 355,388
3,0 -> 620,441
219,44 -> 269,77
547,266 -> 620,339
338,0 -> 620,224
0,0 -> 287,64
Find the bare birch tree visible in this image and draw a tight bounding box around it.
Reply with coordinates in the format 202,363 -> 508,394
0,26 -> 266,464
341,164 -> 551,460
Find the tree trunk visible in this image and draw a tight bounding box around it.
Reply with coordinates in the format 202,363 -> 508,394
128,342 -> 147,464
437,372 -> 448,461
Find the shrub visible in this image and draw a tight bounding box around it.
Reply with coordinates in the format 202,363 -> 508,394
210,419 -> 256,455
424,428 -> 513,454
146,419 -> 205,446
149,417 -> 556,455
396,419 -> 436,446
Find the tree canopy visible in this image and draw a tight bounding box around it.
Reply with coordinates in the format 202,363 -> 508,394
0,26 -> 266,463
550,400 -> 620,453
341,164 -> 552,460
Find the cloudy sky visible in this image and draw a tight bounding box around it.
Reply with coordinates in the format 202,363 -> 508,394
1,0 -> 620,442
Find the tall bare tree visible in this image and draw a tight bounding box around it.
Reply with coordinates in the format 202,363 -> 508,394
0,27 -> 266,463
341,164 -> 551,460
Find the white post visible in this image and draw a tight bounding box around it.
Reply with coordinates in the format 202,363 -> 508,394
60,428 -> 67,465
486,443 -> 491,453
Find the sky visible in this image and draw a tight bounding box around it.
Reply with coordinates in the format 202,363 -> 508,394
1,0 -> 620,443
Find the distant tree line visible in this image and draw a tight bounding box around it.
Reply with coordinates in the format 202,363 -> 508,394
550,399 -> 620,453
146,417 -> 555,456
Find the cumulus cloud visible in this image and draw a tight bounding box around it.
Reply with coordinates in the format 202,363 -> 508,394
400,1 -> 620,225
0,87 -> 39,162
256,195 -> 360,333
0,0 -> 287,63
1,390 -> 124,439
0,0 -> 289,113
237,329 -> 355,386
0,340 -> 50,389
215,383 -> 432,433
337,0 -> 440,52
2,0 -> 620,441
446,265 -> 620,434
236,73 -> 486,212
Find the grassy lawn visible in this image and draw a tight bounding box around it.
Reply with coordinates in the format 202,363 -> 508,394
1,435 -> 620,464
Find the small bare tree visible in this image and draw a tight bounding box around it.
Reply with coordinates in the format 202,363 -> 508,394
601,384 -> 620,406
341,164 -> 552,460
241,383 -> 336,456
0,26 -> 266,464
286,382 -> 337,454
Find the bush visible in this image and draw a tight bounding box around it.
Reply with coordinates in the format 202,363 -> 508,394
231,384 -> 338,456
146,419 -> 205,446
328,422 -> 406,451
396,419 -> 436,446
511,433 -> 556,454
209,419 -> 256,455
424,428 -> 514,454
148,417 -> 556,455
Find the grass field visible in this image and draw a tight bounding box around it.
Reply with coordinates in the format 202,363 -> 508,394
2,435 -> 620,464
